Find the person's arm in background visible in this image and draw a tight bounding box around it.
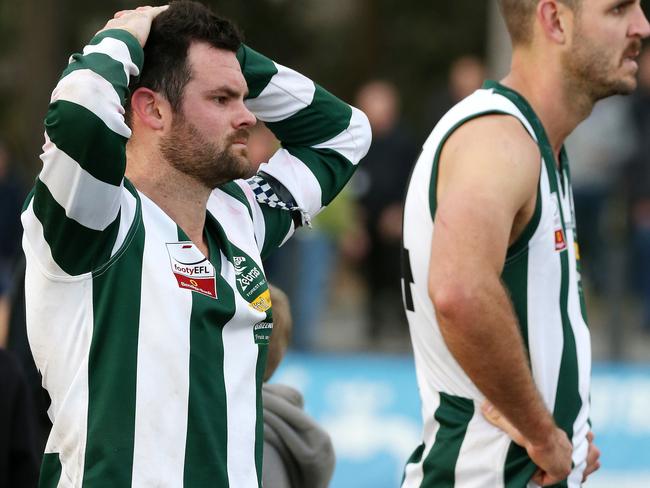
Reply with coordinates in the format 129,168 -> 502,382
234,45 -> 371,259
428,115 -> 572,486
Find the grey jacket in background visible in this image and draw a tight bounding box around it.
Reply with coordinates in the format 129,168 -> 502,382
263,383 -> 335,488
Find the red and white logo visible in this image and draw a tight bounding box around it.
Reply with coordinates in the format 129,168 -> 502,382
551,196 -> 567,252
166,242 -> 217,299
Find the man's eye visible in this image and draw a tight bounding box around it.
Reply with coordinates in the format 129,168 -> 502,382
216,97 -> 228,104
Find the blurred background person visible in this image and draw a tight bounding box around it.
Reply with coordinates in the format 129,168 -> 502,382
427,55 -> 486,129
0,141 -> 26,346
263,284 -> 335,488
625,46 -> 650,333
352,80 -> 419,346
564,95 -> 636,295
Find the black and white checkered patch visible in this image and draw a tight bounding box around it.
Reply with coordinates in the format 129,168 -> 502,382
247,173 -> 310,226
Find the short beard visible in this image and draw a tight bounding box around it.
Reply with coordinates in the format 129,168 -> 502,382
159,115 -> 251,189
563,30 -> 641,102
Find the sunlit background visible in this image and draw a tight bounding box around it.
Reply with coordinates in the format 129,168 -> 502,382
1,1 -> 649,486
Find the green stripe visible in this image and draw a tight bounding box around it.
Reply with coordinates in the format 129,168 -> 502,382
238,45 -> 278,100
285,146 -> 354,207
260,204 -> 292,259
401,443 -> 425,485
504,443 -> 538,487
38,453 -> 62,488
89,29 -> 144,71
554,247 -> 581,437
45,100 -> 127,186
61,52 -> 130,104
502,249 -> 530,352
421,393 -> 474,487
32,178 -> 120,275
83,198 -> 144,487
428,111 -> 512,219
182,222 -> 233,487
266,86 -> 352,147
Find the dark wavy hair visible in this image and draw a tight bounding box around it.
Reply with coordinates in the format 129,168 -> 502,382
126,0 -> 242,121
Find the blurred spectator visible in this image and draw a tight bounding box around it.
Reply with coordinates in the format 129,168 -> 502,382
625,46 -> 650,331
428,55 -> 486,127
0,142 -> 24,288
0,141 -> 26,346
353,80 -> 419,344
263,285 -> 335,488
255,122 -> 355,351
565,95 -> 636,294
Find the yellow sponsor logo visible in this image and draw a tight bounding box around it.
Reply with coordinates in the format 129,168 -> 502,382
574,242 -> 580,260
250,289 -> 272,312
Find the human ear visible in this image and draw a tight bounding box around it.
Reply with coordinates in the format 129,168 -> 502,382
130,87 -> 169,130
537,0 -> 571,44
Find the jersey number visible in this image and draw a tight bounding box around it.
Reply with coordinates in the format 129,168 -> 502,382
401,247 -> 415,312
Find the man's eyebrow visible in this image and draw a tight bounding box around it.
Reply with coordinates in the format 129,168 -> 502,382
206,86 -> 249,98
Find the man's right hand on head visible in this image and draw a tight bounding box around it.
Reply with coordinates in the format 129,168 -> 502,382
99,5 -> 168,48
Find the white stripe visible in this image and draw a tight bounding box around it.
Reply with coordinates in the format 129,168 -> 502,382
52,68 -> 132,138
39,132 -> 122,232
401,392 -> 441,488
82,35 -> 140,79
312,106 -> 372,165
454,409 -> 510,488
110,188 -> 138,258
131,194 -> 191,486
23,248 -> 94,486
234,180 -> 267,252
245,63 -> 315,123
222,252 -> 263,488
257,150 -> 323,219
21,201 -> 73,279
526,170 -> 563,412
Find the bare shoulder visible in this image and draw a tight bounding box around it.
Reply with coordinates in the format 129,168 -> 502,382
438,114 -> 540,209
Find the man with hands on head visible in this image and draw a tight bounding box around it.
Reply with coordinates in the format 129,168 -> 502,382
401,0 -> 648,486
21,2 -> 370,487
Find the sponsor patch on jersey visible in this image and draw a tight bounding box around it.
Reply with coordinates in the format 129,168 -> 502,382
551,195 -> 567,252
253,321 -> 273,345
166,242 -> 217,299
233,254 -> 267,302
250,289 -> 272,313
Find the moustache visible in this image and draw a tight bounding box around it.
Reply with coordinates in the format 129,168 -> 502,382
624,40 -> 643,59
228,129 -> 250,146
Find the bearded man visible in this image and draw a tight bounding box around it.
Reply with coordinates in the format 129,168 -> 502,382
21,2 -> 370,487
400,0 -> 648,486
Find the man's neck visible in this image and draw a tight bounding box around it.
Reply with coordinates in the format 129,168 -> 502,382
126,145 -> 212,256
501,50 -> 594,158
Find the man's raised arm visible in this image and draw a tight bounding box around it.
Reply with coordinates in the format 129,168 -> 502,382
22,7 -> 165,277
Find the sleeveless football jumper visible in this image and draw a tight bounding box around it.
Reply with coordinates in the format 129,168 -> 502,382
401,81 -> 591,488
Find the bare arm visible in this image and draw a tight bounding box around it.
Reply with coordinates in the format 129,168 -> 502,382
429,115 -> 572,484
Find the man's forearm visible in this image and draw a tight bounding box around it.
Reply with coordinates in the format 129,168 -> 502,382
435,275 -> 556,445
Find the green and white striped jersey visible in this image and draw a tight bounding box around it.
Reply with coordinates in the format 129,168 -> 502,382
22,29 -> 370,488
401,81 -> 590,488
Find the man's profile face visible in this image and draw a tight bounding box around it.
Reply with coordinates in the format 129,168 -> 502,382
159,42 -> 256,188
563,0 -> 650,100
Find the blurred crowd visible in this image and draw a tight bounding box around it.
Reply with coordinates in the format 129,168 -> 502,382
5,50 -> 650,356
